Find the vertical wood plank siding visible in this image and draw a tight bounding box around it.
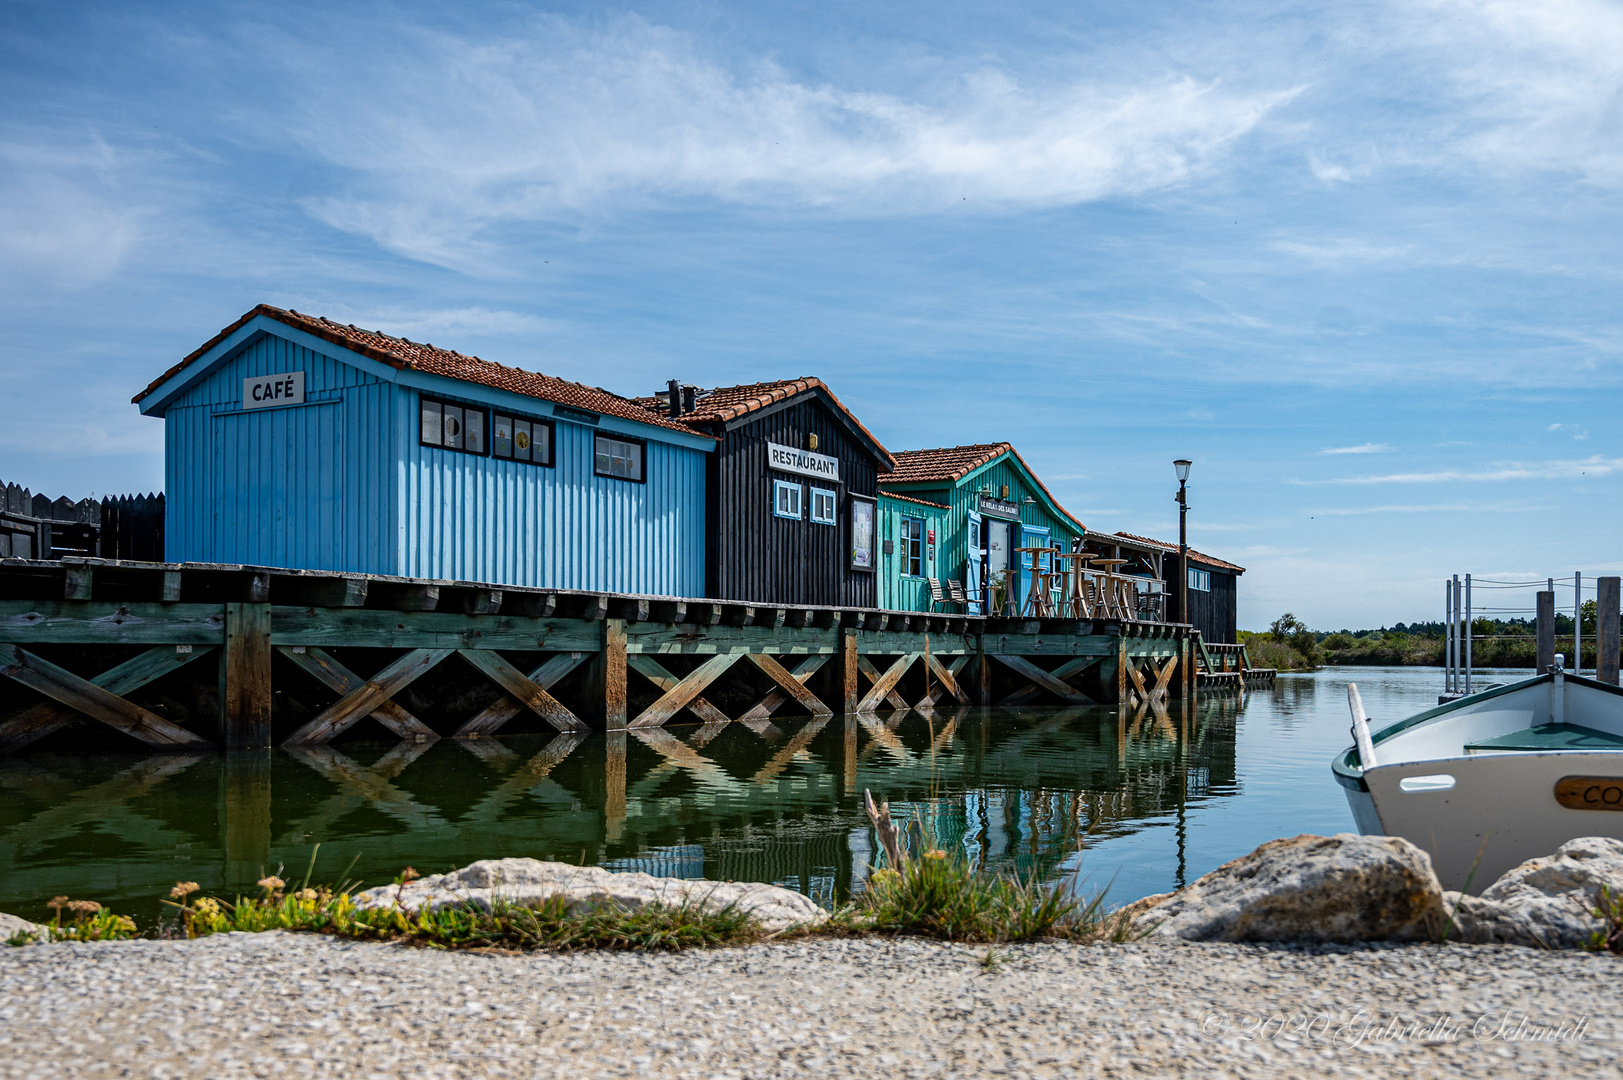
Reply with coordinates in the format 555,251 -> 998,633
1186,567 -> 1238,644
876,496 -> 949,611
399,406 -> 705,595
161,330 -> 707,595
164,335 -> 395,573
707,398 -> 878,607
883,454 -> 1084,602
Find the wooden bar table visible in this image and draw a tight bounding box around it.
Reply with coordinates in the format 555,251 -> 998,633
1013,546 -> 1059,617
1091,558 -> 1131,620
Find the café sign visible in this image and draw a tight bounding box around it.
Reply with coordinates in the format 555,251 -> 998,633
242,371 -> 306,410
768,441 -> 840,482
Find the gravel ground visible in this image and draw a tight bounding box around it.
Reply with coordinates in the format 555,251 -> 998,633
0,932 -> 1617,1078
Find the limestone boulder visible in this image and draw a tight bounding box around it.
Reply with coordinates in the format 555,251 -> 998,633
1444,836 -> 1623,949
0,912 -> 47,943
1133,833 -> 1447,942
352,858 -> 828,934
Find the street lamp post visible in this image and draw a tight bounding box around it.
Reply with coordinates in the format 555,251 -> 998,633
1174,460 -> 1192,624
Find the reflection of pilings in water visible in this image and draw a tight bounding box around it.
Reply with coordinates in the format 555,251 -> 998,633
0,752 -> 207,862
842,717 -> 857,795
605,729 -> 626,845
221,750 -> 271,885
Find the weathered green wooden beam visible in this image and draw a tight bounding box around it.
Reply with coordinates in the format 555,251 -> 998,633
455,653 -> 587,738
628,652 -> 743,729
743,652 -> 834,718
278,646 -> 437,742
283,648 -> 455,746
271,608 -> 603,652
625,654 -> 731,726
0,602 -> 226,645
991,654 -> 1096,707
735,655 -> 830,723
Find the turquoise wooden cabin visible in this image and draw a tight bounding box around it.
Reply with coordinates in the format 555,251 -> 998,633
878,443 -> 1087,615
875,492 -> 951,611
133,305 -> 713,595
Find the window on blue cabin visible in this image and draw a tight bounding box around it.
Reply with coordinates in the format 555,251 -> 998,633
773,479 -> 802,519
594,434 -> 644,481
420,397 -> 486,455
900,516 -> 923,576
1188,567 -> 1211,592
493,413 -> 554,466
809,486 -> 837,525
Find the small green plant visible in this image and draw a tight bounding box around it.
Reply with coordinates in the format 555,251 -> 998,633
33,895 -> 140,942
1587,886 -> 1623,954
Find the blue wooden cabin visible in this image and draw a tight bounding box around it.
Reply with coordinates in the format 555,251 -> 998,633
878,444 -> 1087,615
133,305 -> 713,595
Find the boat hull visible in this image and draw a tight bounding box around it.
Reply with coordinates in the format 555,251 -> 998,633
1349,750 -> 1623,891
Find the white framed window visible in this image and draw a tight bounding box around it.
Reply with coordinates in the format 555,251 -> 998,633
773,479 -> 802,520
899,516 -> 924,577
809,486 -> 837,525
1188,567 -> 1211,592
594,434 -> 644,482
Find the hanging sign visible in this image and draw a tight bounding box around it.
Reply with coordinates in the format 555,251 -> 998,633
242,371 -> 305,410
977,494 -> 1020,519
767,441 -> 840,482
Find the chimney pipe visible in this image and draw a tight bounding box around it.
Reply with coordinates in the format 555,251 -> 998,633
667,379 -> 681,416
682,385 -> 698,414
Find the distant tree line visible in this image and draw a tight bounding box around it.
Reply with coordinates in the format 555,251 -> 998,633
1240,603 -> 1609,670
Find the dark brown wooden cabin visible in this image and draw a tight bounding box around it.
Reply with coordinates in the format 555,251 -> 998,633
1110,531 -> 1245,644
642,378 -> 896,606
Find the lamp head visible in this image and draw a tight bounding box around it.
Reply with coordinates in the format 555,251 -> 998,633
1173,459 -> 1192,483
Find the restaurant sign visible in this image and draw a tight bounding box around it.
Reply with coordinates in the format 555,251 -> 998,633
977,494 -> 1020,519
767,441 -> 840,482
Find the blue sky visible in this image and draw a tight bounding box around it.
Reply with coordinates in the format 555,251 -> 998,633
3,0 -> 1621,629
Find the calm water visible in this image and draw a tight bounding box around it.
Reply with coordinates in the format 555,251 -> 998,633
0,666 -> 1462,925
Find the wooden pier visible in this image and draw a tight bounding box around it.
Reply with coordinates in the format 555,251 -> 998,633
1193,638 -> 1275,692
0,558 -> 1197,754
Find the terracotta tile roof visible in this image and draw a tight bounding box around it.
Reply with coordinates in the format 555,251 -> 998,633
880,491 -> 950,510
637,377 -> 895,470
881,443 -> 1086,534
1112,531 -> 1246,573
134,304 -> 708,437
883,443 -> 1009,484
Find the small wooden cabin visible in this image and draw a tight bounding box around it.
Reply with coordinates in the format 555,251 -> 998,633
878,444 -> 1086,615
1109,531 -> 1245,643
133,305 -> 714,594
642,379 -> 895,607
876,492 -> 951,611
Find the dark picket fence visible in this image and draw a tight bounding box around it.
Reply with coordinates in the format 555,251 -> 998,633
0,479 -> 164,561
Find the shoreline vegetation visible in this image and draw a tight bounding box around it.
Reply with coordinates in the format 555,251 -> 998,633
6,804 -> 1137,953
1241,609 -> 1612,672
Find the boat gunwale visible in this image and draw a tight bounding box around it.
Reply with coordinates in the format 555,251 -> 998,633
1329,671 -> 1623,793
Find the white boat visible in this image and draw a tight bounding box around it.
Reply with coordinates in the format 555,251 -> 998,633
1334,668 -> 1623,892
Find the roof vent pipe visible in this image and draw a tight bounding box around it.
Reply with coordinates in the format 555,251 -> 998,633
667,379 -> 682,416
681,385 -> 698,414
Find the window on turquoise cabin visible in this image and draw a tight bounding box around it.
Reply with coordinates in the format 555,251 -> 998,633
773,479 -> 802,519
420,397 -> 486,455
493,413 -> 554,467
809,486 -> 837,525
900,516 -> 923,576
594,434 -> 645,481
1188,567 -> 1211,592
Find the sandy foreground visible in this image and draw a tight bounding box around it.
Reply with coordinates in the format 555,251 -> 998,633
0,931 -> 1617,1078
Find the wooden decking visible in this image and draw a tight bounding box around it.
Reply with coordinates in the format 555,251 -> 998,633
0,557 -> 1199,754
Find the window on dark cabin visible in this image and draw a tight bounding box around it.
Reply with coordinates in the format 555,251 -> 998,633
773,479 -> 802,519
809,486 -> 836,525
595,435 -> 644,481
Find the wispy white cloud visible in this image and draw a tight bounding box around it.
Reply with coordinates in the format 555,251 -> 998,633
1320,443 -> 1392,455
0,131 -> 150,288
267,17 -> 1295,266
1308,501 -> 1543,516
1300,456 -> 1623,485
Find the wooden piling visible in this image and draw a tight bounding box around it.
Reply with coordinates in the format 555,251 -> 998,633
1599,577 -> 1620,685
842,630 -> 859,715
1536,590 -> 1556,673
220,602 -> 272,749
589,618 -> 628,730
